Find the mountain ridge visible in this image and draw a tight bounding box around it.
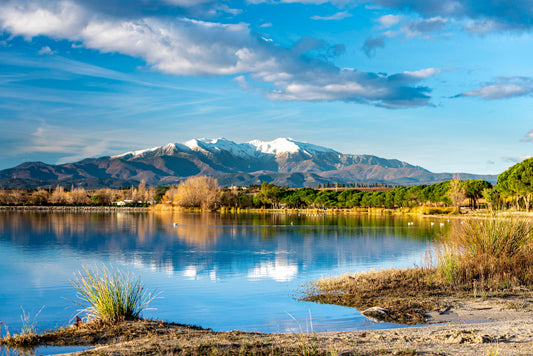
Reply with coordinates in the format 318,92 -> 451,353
0,138 -> 497,189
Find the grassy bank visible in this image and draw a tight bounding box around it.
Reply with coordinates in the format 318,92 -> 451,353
304,216 -> 533,323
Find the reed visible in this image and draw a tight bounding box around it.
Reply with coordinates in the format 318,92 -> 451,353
71,265 -> 157,322
439,217 -> 533,287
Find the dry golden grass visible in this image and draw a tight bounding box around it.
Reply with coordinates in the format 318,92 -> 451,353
437,217 -> 533,288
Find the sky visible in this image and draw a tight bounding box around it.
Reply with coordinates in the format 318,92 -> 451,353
0,0 -> 532,175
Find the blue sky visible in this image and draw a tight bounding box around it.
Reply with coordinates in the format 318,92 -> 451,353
0,0 -> 532,175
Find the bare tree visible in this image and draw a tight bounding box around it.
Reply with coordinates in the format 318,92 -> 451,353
31,189 -> 49,205
174,176 -> 220,210
9,190 -> 24,205
68,186 -> 90,205
50,185 -> 68,204
0,190 -> 9,205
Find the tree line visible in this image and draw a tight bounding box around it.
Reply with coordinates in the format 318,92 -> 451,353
0,181 -> 158,206
1,157 -> 532,212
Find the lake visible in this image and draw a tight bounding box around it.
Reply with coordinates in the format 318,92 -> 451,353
0,211 -> 447,336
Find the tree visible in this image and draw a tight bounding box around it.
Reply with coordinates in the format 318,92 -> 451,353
50,185 -> 68,204
462,180 -> 492,209
31,189 -> 49,205
482,187 -> 501,211
496,158 -> 533,212
68,186 -> 90,205
173,176 -> 220,210
448,175 -> 466,213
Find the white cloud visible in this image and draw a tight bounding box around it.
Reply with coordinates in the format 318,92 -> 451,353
260,22 -> 272,28
0,0 -> 440,107
403,67 -> 441,79
377,14 -> 402,28
0,1 -> 86,39
233,75 -> 249,90
311,11 -> 352,21
457,77 -> 533,100
38,46 -> 56,55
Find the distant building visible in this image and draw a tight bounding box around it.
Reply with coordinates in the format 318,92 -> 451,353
115,200 -> 136,206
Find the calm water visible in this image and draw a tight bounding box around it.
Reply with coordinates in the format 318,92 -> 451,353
0,211 -> 448,337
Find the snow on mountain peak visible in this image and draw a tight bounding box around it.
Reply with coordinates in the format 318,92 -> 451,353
249,138 -> 338,156
111,146 -> 161,159
114,138 -> 339,159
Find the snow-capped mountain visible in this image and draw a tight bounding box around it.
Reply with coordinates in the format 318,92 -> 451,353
113,138 -> 339,160
0,138 -> 497,188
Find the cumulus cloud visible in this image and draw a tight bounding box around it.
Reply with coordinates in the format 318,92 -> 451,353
311,11 -> 351,21
0,0 -> 440,107
362,36 -> 385,57
456,76 -> 533,100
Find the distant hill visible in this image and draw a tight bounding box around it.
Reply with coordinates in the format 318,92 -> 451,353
0,138 -> 498,188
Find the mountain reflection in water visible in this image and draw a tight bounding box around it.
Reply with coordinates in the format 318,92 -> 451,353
0,211 -> 446,333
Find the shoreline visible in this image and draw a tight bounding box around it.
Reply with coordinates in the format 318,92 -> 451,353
0,206 -> 149,212
3,298 -> 533,355
3,204 -> 532,218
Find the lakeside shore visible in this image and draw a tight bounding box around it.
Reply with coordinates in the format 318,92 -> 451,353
0,206 -> 149,212
3,296 -> 533,355
2,204 -> 533,219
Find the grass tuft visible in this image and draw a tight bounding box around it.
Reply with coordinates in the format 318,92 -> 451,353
20,306 -> 44,335
71,265 -> 158,323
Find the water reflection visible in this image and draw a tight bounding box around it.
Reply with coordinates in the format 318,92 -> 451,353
0,211 -> 447,334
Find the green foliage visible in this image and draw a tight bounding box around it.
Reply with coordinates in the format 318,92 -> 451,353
496,157 -> 533,211
254,182 -> 288,208
244,179 -> 495,210
71,265 -> 158,322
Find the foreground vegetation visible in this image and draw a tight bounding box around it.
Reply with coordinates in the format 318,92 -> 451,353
71,266 -> 158,323
305,216 -> 533,323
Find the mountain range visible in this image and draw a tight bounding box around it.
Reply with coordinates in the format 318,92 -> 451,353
0,138 -> 498,188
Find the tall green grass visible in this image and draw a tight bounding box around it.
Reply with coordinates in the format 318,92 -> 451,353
71,265 -> 157,322
438,217 -> 533,287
